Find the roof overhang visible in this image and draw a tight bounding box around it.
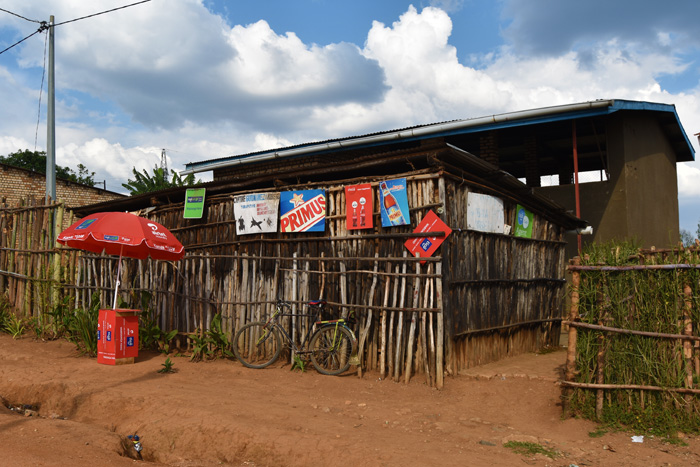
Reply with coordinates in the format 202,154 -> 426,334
183,99 -> 695,175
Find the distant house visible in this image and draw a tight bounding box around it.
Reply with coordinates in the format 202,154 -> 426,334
0,163 -> 125,208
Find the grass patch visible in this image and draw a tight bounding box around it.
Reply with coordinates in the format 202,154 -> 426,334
503,441 -> 558,459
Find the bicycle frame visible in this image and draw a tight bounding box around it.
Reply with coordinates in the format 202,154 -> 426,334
265,300 -> 356,357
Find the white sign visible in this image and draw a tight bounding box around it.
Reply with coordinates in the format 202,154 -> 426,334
467,192 -> 504,234
233,192 -> 280,235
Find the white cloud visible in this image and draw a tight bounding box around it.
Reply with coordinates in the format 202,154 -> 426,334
679,162 -> 700,196
2,0 -> 700,210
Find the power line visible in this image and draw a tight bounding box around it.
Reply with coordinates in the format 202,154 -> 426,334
0,8 -> 43,24
0,1 -> 152,56
0,27 -> 46,56
34,30 -> 49,153
54,0 -> 152,27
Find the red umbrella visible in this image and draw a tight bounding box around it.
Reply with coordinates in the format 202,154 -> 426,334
58,211 -> 184,309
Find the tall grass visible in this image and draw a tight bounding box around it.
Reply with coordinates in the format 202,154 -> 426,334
569,241 -> 700,436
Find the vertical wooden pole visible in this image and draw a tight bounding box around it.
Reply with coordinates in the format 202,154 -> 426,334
388,262 -> 400,379
564,257 -> 581,417
291,252 -> 298,364
683,283 -> 694,410
393,253 -> 408,382
436,262 -> 444,389
595,333 -> 606,420
421,264 -> 432,386
404,260 -> 421,383
380,262 -> 392,380
357,253 -> 379,378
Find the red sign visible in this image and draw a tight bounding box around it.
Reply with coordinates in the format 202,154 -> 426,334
345,184 -> 373,230
404,210 -> 452,260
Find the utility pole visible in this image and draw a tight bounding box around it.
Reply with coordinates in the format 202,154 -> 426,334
160,148 -> 168,173
160,148 -> 168,184
46,15 -> 56,202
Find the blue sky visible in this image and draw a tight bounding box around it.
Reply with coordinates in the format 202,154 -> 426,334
1,0 -> 700,234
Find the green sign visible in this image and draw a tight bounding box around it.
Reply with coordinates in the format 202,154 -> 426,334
184,188 -> 206,219
513,204 -> 533,238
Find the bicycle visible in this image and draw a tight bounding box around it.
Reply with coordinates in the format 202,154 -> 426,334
232,299 -> 358,375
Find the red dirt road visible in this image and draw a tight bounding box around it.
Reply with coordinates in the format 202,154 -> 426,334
1,333 -> 698,466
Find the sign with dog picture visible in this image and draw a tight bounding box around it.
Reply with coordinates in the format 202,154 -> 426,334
233,192 -> 280,235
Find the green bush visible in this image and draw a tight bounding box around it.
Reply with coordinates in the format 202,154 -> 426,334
66,293 -> 100,356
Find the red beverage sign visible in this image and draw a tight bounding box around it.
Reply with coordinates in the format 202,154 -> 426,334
404,210 -> 452,260
345,183 -> 373,230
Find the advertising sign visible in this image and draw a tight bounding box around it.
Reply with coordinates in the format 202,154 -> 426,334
379,178 -> 410,227
233,192 -> 280,235
345,183 -> 373,230
467,192 -> 504,234
183,188 -> 206,219
513,204 -> 534,238
404,210 -> 452,261
280,189 -> 326,233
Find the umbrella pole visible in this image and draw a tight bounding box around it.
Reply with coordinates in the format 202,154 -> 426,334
112,246 -> 124,310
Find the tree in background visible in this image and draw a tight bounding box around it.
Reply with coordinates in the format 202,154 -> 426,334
680,228 -> 695,247
122,166 -> 200,195
0,149 -> 95,186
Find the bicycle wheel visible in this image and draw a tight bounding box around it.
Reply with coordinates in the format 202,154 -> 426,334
233,322 -> 282,369
309,325 -> 355,375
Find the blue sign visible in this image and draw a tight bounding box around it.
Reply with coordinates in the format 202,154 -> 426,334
76,218 -> 97,230
106,331 -> 112,341
127,336 -> 134,347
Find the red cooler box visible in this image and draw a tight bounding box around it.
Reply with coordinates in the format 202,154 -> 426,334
97,309 -> 139,365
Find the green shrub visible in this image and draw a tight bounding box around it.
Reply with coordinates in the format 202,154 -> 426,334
67,292 -> 100,356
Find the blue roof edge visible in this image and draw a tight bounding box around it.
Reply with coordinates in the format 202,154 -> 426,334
185,99 -> 695,172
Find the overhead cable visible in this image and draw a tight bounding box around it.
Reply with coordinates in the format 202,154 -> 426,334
0,7 -> 43,23
54,0 -> 152,27
0,27 -> 46,56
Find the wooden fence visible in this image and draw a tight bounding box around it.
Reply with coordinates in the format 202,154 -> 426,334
562,246 -> 700,430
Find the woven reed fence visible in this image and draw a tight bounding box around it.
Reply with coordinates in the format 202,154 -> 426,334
562,243 -> 700,434
1,168 -> 572,389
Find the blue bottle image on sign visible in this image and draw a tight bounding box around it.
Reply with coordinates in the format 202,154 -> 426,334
380,180 -> 407,226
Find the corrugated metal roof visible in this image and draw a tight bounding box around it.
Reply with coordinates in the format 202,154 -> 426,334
184,99 -> 695,174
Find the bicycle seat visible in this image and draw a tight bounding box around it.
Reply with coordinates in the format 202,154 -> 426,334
308,300 -> 326,307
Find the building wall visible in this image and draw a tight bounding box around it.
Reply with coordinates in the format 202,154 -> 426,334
536,111 -> 680,258
0,164 -> 125,208
618,112 -> 680,247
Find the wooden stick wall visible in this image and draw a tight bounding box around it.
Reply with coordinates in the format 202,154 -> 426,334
1,169 -> 571,389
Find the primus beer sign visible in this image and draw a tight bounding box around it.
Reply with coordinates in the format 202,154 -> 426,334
280,189 -> 327,233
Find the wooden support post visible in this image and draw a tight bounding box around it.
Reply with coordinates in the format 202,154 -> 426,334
357,253 -> 379,378
436,262 -> 444,389
380,262 -> 392,380
563,257 -> 581,417
404,260 -> 421,384
683,283 -> 695,410
393,253 -> 408,382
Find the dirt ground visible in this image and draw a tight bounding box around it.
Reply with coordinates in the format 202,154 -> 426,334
1,334 -> 699,466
